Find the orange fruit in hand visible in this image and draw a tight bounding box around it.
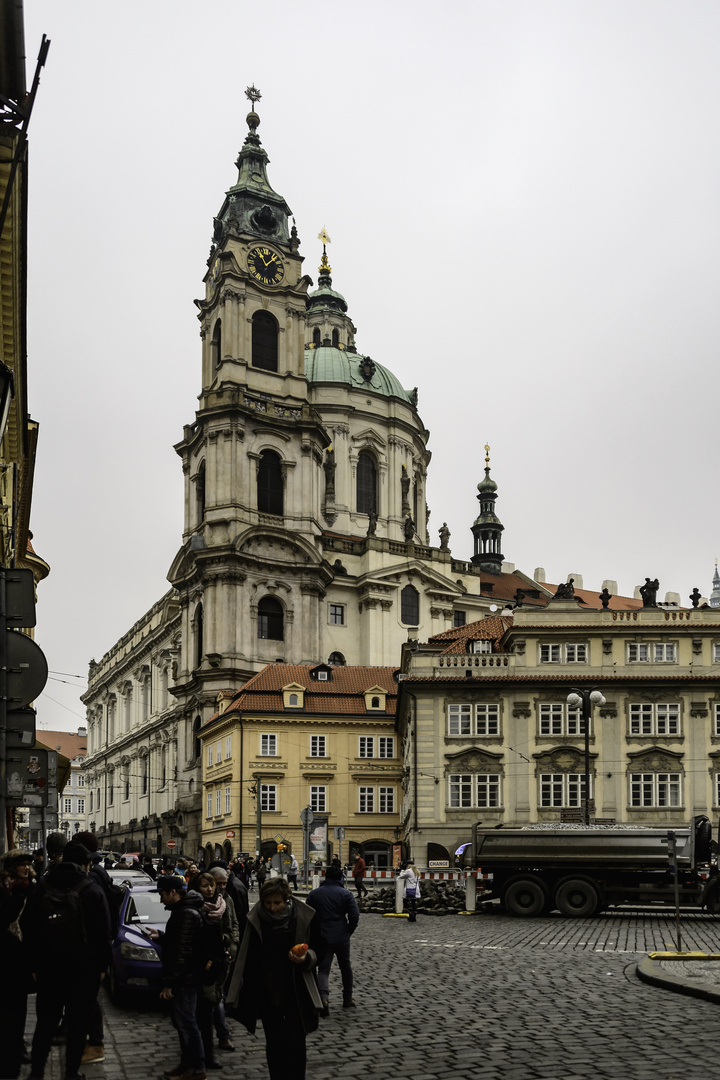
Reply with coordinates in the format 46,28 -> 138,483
291,943 -> 309,957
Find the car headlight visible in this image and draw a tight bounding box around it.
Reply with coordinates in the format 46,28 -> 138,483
120,942 -> 160,962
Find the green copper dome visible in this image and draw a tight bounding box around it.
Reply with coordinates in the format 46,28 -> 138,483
305,346 -> 417,406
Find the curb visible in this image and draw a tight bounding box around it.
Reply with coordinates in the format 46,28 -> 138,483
637,954 -> 720,1004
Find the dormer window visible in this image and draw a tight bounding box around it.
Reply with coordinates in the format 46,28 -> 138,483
282,683 -> 305,709
364,686 -> 387,711
317,671 -> 328,681
469,639 -> 492,655
310,664 -> 333,682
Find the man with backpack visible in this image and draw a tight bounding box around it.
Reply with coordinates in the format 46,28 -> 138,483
22,840 -> 112,1080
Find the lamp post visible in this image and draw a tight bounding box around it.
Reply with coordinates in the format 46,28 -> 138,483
566,687 -> 606,825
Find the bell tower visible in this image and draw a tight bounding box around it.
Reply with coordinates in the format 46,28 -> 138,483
471,444 -> 504,574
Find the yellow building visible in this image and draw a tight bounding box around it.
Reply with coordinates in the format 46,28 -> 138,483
199,664 -> 401,868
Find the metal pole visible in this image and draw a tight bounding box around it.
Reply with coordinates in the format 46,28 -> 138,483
584,693 -> 591,826
255,780 -> 261,859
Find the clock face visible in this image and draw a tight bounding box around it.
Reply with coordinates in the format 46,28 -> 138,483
248,246 -> 285,286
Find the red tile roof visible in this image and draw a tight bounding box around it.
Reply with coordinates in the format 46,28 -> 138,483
35,729 -> 87,761
428,615 -> 513,654
543,583 -> 643,611
207,665 -> 398,725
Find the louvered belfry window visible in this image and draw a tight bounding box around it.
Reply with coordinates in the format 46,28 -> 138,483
258,451 -> 283,515
252,310 -> 278,371
357,451 -> 377,515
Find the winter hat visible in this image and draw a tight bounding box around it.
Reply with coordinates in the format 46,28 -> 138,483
46,832 -> 68,857
156,875 -> 187,894
62,841 -> 92,866
73,831 -> 99,853
326,865 -> 343,881
2,848 -> 33,871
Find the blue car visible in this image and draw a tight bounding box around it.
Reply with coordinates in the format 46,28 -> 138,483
108,883 -> 170,1004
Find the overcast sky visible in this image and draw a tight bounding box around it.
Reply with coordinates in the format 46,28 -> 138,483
22,1 -> 720,733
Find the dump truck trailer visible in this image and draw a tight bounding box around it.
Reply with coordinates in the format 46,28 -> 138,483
464,816 -> 718,917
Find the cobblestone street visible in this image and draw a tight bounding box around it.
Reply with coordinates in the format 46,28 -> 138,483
26,908 -> 720,1080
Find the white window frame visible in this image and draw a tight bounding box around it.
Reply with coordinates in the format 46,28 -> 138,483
225,786 -> 231,814
539,704 -> 585,737
565,643 -> 588,663
653,643 -> 676,662
359,787 -> 375,813
329,603 -> 345,626
359,736 -> 375,758
539,644 -> 561,663
215,789 -> 221,816
310,735 -> 327,758
629,703 -> 680,736
206,793 -> 213,818
448,704 -> 472,736
208,744 -> 213,766
714,644 -> 720,664
310,785 -> 327,813
63,797 -> 72,814
540,773 -> 590,808
260,733 -> 277,756
378,736 -> 395,758
77,774 -> 85,788
216,741 -> 222,764
77,798 -> 85,814
628,643 -> 650,663
714,704 -> 720,736
476,705 -> 500,735
378,786 -> 395,813
469,639 -> 492,654
630,772 -> 682,807
260,784 -> 277,812
225,736 -> 231,760
715,773 -> 720,805
448,773 -> 501,808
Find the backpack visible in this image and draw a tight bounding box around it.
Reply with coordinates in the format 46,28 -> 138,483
37,878 -> 91,960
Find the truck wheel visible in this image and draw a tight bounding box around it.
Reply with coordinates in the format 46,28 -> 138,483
555,878 -> 599,917
503,876 -> 549,917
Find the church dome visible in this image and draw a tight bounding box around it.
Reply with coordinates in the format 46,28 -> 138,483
305,346 -> 417,406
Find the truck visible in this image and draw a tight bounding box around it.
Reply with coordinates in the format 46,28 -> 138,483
463,816 -> 719,917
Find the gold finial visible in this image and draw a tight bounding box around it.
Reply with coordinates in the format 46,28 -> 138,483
318,226 -> 332,276
484,443 -> 491,469
245,84 -> 262,108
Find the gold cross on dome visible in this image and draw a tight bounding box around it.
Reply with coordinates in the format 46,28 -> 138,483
484,443 -> 491,469
318,227 -> 331,247
245,85 -> 262,107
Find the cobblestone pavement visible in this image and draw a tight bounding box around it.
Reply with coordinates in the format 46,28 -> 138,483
24,907 -> 720,1080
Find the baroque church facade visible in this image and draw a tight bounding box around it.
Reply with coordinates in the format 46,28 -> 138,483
81,95 -> 545,858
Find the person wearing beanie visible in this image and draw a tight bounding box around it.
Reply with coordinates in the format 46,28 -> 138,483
21,838 -> 112,1080
305,864 -> 359,1015
44,832 -> 68,869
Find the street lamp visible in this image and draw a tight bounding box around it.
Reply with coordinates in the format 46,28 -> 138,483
566,687 -> 606,825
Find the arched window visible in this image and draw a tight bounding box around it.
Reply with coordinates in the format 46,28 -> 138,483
196,461 -> 205,524
252,310 -> 278,371
332,328 -> 339,347
193,716 -> 202,761
328,651 -> 346,666
371,696 -> 380,709
211,320 -> 222,367
356,451 -> 377,515
194,603 -> 204,668
313,327 -> 321,346
258,596 -> 284,641
401,584 -> 419,625
289,693 -> 298,706
258,450 -> 283,515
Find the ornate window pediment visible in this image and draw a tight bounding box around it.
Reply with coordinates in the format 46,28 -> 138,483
533,747 -> 597,776
445,748 -> 504,775
626,747 -> 684,772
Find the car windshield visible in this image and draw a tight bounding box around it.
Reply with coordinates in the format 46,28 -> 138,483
125,892 -> 171,926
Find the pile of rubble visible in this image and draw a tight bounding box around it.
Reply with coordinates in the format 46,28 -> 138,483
357,879 -> 469,916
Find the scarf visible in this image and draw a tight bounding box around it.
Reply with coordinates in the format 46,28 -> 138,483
203,891 -> 226,921
258,897 -> 293,934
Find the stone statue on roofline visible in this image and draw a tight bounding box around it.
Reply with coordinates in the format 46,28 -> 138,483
403,515 -> 415,542
639,577 -> 659,608
438,522 -> 450,551
553,578 -> 575,600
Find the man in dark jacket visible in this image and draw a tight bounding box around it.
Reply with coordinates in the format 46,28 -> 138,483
22,840 -> 112,1080
305,865 -> 359,1014
146,876 -> 205,1080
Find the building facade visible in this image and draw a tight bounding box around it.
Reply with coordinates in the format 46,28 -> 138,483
82,92 -> 549,857
397,593 -> 720,866
199,664 -> 402,868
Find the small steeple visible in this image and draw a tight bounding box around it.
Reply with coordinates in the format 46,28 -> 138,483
210,87 -> 294,253
306,228 -> 355,349
710,558 -> 720,608
471,444 -> 504,574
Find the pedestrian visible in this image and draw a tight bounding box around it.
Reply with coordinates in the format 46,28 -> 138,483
22,840 -> 112,1080
185,862 -> 199,884
398,861 -> 420,922
305,864 -> 359,1015
0,850 -> 35,1079
288,855 -> 299,892
191,873 -> 230,1071
255,856 -> 267,889
226,878 -> 323,1080
352,853 -> 368,898
44,832 -> 67,869
207,869 -> 239,1054
73,832 -> 124,1066
143,854 -> 157,880
145,876 -> 205,1080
